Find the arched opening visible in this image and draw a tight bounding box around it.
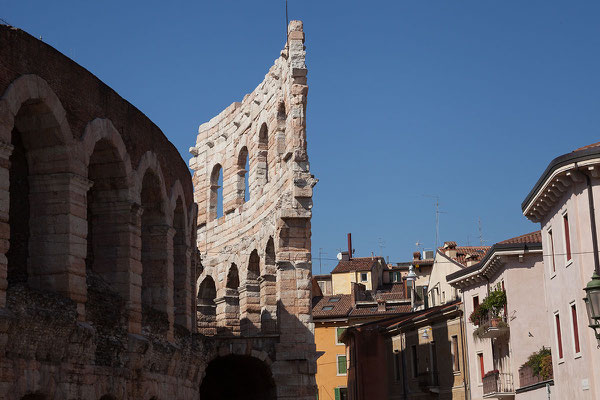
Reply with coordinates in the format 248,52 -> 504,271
209,164 -> 223,220
261,237 -> 277,333
258,124 -> 269,183
237,147 -> 249,203
217,263 -> 240,332
200,355 -> 276,400
241,250 -> 261,334
172,197 -> 189,329
140,170 -> 172,336
7,98 -> 74,296
85,138 -> 130,308
197,275 -> 217,333
277,102 -> 286,122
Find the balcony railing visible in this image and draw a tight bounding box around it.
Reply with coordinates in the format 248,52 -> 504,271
518,365 -> 553,388
483,371 -> 514,397
477,313 -> 509,339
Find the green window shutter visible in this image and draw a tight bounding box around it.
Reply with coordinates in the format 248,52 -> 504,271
334,388 -> 340,400
336,327 -> 346,343
338,355 -> 347,374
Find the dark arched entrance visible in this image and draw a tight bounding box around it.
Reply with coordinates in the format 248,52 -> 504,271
200,355 -> 276,400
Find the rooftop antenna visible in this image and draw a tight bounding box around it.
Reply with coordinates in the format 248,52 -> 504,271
478,217 -> 485,245
285,0 -> 289,47
318,248 -> 326,274
378,237 -> 386,258
423,195 -> 446,249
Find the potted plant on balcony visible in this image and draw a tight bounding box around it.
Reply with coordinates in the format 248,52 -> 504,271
483,369 -> 499,378
469,303 -> 487,326
483,290 -> 506,326
521,347 -> 553,382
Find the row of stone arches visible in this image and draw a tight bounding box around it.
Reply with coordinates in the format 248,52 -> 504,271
197,237 -> 277,335
208,101 -> 287,221
0,74 -> 196,338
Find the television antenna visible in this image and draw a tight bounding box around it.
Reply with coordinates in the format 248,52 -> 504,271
423,195 -> 446,249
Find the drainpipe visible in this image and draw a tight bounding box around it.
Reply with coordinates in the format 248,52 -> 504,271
585,173 -> 600,275
459,302 -> 471,400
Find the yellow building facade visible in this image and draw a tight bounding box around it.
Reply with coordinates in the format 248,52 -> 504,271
315,324 -> 348,400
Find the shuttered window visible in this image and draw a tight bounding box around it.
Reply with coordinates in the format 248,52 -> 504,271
337,355 -> 347,375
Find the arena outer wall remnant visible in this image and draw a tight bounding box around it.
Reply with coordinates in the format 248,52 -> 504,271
0,20 -> 316,400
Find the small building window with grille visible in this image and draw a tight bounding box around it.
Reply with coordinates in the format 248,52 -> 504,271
361,272 -> 368,282
451,335 -> 460,372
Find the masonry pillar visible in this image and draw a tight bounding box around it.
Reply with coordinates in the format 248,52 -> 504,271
174,245 -> 192,331
0,141 -> 13,308
89,200 -> 143,334
215,288 -> 240,334
27,172 -> 92,320
240,279 -> 261,335
259,271 -> 277,334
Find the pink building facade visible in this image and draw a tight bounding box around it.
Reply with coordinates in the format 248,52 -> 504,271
522,143 -> 600,399
447,232 -> 551,400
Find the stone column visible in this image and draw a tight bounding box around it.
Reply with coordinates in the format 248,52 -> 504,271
239,280 -> 261,335
174,245 -> 192,331
27,172 -> 92,320
141,224 -> 175,340
259,272 -> 277,334
215,288 -> 240,334
0,141 -> 13,308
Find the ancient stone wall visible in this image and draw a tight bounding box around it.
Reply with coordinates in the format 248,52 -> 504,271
190,20 -> 317,400
0,24 -> 205,399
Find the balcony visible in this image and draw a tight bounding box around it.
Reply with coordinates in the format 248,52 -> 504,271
417,372 -> 439,392
477,314 -> 509,339
483,371 -> 515,399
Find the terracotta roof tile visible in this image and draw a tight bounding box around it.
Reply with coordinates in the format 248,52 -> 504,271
349,303 -> 411,317
331,257 -> 384,273
497,230 -> 542,245
439,246 -> 491,267
574,142 -> 600,152
312,295 -> 352,318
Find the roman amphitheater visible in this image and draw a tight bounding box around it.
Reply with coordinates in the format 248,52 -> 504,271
0,20 -> 316,400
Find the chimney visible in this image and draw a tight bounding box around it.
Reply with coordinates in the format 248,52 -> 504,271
377,299 -> 386,312
371,251 -> 374,260
351,282 -> 366,303
466,254 -> 479,267
341,251 -> 350,261
347,233 -> 352,260
413,251 -> 422,261
444,241 -> 457,258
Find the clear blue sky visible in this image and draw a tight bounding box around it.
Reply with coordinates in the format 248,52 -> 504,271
5,1 -> 599,274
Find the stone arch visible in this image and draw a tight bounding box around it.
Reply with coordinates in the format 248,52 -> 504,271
216,263 -> 240,333
261,237 -> 277,333
257,123 -> 269,183
0,74 -> 87,313
139,166 -> 173,339
241,249 -> 261,334
135,152 -> 169,217
209,163 -> 223,220
197,275 -> 217,334
237,146 -> 250,204
84,127 -> 135,329
199,354 -> 276,400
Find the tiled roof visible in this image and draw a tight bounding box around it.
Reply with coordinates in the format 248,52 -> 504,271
331,257 -> 383,273
440,246 -> 491,266
497,231 -> 541,245
349,303 -> 411,317
312,295 -> 352,318
574,142 -> 600,152
412,259 -> 434,266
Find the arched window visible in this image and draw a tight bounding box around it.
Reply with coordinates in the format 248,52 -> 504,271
227,264 -> 240,289
258,124 -> 269,183
209,164 -> 223,220
248,250 -> 260,281
261,237 -> 277,333
197,275 -> 217,334
237,147 -> 249,203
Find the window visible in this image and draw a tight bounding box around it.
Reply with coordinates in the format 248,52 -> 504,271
335,327 -> 346,345
390,271 -> 401,282
337,355 -> 347,375
555,312 -> 564,360
394,352 -> 402,382
318,281 -> 326,293
473,295 -> 479,310
451,335 -> 460,372
329,297 -> 341,303
563,213 -> 572,262
411,345 -> 418,378
322,306 -> 334,311
571,303 -> 581,355
334,387 -> 348,400
361,272 -> 368,282
477,353 -> 484,382
442,291 -> 446,303
549,229 -> 556,273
